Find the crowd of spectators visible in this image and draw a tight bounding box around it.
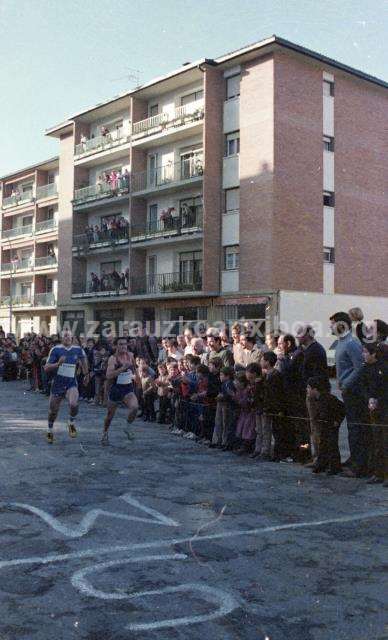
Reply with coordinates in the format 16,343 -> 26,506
0,308 -> 387,485
89,268 -> 129,293
83,217 -> 129,246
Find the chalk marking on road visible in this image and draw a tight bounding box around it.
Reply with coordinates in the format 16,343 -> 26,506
71,554 -> 187,598
0,508 -> 386,570
2,493 -> 179,539
71,556 -> 239,631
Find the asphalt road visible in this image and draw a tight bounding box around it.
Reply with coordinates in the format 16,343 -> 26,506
0,380 -> 387,640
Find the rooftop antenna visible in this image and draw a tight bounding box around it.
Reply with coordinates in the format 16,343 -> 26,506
111,68 -> 142,88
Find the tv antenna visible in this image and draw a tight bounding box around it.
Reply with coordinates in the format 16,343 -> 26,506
111,68 -> 142,88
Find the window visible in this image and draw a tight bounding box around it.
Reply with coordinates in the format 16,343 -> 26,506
48,173 -> 55,184
224,245 -> 240,270
22,182 -> 33,195
61,310 -> 85,336
225,188 -> 239,213
226,74 -> 240,100
20,282 -> 32,298
324,247 -> 335,264
323,80 -> 335,97
22,216 -> 33,227
323,191 -> 335,207
225,131 -> 240,157
180,90 -> 203,105
46,278 -> 53,293
179,251 -> 202,281
47,207 -> 54,220
148,204 -> 158,231
179,196 -> 203,226
148,256 -> 157,283
149,104 -> 159,117
180,148 -> 203,178
111,119 -> 123,138
100,260 -> 121,276
100,213 -> 123,226
323,136 -> 335,152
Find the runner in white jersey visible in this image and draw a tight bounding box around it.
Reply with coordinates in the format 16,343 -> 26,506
101,337 -> 138,445
44,329 -> 89,443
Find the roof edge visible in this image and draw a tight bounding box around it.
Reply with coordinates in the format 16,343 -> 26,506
0,155 -> 59,182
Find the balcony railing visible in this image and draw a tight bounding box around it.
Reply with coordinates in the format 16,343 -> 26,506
35,218 -> 57,233
72,280 -> 128,298
35,255 -> 57,268
34,292 -> 56,307
131,271 -> 202,295
74,132 -> 130,157
132,99 -> 204,139
73,178 -> 130,205
36,183 -> 58,200
2,225 -> 33,239
131,210 -> 203,242
2,193 -> 34,208
131,158 -> 203,194
73,226 -> 129,251
0,295 -> 32,308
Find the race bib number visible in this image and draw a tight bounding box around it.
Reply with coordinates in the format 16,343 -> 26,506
117,371 -> 133,385
58,363 -> 76,378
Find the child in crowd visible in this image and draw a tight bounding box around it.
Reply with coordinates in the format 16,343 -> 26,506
306,375 -> 346,475
155,363 -> 171,424
140,363 -> 156,421
259,351 -> 286,462
234,372 -> 257,454
167,360 -> 180,427
194,364 -> 220,443
361,343 -> 388,485
245,363 -> 265,459
212,366 -> 237,450
181,355 -> 200,437
93,346 -> 108,405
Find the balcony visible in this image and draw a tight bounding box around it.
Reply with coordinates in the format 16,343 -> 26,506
72,280 -> 128,300
1,258 -> 32,274
131,210 -> 203,244
73,226 -> 129,253
36,183 -> 58,200
132,99 -> 204,142
0,295 -> 31,308
35,218 -> 57,234
34,292 -> 56,307
73,179 -> 129,207
2,224 -> 33,240
35,255 -> 57,269
0,293 -> 56,308
74,132 -> 130,159
131,271 -> 202,296
1,255 -> 56,275
131,158 -> 203,197
2,192 -> 34,209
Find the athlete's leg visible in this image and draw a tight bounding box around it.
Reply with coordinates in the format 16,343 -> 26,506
66,386 -> 79,438
47,395 -> 62,443
123,392 -> 138,424
101,400 -> 117,444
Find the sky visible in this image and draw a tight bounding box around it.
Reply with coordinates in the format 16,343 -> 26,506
0,0 -> 387,176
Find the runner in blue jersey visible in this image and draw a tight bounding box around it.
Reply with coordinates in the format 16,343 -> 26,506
44,329 -> 89,443
101,336 -> 138,445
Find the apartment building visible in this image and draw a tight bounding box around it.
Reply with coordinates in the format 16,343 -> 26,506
0,158 -> 59,337
2,36 -> 387,343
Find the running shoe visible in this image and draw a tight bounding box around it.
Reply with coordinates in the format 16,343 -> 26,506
47,431 -> 54,444
68,423 -> 77,438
